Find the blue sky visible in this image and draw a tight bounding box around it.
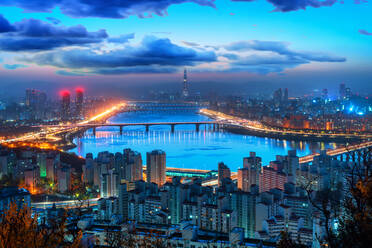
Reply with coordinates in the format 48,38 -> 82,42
0,0 -> 370,96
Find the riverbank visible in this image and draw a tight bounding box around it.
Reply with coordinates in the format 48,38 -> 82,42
200,109 -> 369,143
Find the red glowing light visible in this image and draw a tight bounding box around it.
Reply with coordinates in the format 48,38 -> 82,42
76,87 -> 84,93
59,90 -> 70,97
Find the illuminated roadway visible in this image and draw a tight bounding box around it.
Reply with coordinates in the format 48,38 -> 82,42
200,109 -> 372,141
0,102 -> 127,144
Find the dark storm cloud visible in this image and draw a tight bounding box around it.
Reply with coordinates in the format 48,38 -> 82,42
0,0 -> 216,19
231,0 -> 338,12
359,29 -> 372,36
0,15 -> 107,51
0,15 -> 15,33
24,36 -> 217,74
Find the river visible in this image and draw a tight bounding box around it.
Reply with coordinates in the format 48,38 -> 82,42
71,110 -> 338,171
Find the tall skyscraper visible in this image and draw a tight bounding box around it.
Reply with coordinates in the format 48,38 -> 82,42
284,88 -> 289,102
61,90 -> 71,120
182,68 -> 189,98
339,83 -> 346,99
146,150 -> 166,186
218,162 -> 231,186
322,88 -> 328,100
122,148 -> 143,182
75,88 -> 84,118
25,89 -> 32,107
283,150 -> 299,184
231,191 -> 256,238
243,152 -> 262,170
238,168 -> 250,192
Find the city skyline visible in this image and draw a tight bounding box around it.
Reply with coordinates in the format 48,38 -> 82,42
0,0 -> 370,97
0,2 -> 371,248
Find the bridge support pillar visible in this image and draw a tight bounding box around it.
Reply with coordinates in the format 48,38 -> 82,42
92,127 -> 96,136
119,126 -> 123,135
171,124 -> 175,133
346,153 -> 350,162
357,150 -> 361,163
196,123 -> 200,132
339,154 -> 343,161
146,125 -> 149,132
352,152 -> 356,162
213,124 -> 216,132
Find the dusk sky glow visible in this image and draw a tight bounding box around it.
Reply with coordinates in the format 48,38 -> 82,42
0,0 -> 370,97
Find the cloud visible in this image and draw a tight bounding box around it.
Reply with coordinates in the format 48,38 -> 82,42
94,66 -> 179,75
0,15 -> 107,51
0,15 -> 15,33
223,39 -> 345,74
182,41 -> 200,47
24,36 -> 217,74
221,53 -> 240,60
0,0 -> 216,19
46,17 -> 61,25
56,70 -> 87,76
3,64 -> 28,70
359,29 -> 372,36
107,33 -> 135,43
231,0 -> 338,12
225,40 -> 345,62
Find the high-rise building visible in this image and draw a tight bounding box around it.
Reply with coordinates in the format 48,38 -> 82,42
36,152 -> 47,178
243,152 -> 262,170
282,150 -> 299,184
231,191 -> 256,238
75,88 -> 84,118
322,88 -> 328,100
61,90 -> 71,120
146,150 -> 166,186
182,68 -> 189,98
273,88 -> 283,105
345,87 -> 352,99
218,162 -> 231,186
259,167 -> 287,193
284,88 -> 289,102
122,149 -> 143,182
25,89 -> 38,108
339,83 -> 346,99
25,89 -> 32,107
57,166 -> 71,193
100,169 -> 118,198
238,168 -> 250,192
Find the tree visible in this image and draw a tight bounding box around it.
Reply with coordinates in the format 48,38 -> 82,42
0,202 -> 82,248
337,149 -> 372,248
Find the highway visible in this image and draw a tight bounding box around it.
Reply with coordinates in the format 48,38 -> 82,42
0,102 -> 127,145
200,109 -> 372,141
32,198 -> 100,209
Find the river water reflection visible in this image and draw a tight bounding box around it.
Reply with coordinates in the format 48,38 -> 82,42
71,111 -> 338,171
